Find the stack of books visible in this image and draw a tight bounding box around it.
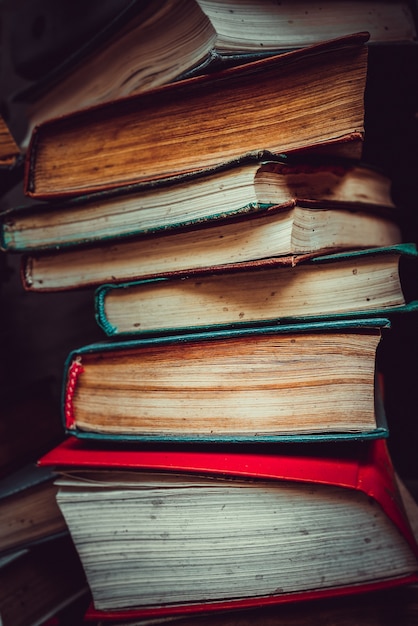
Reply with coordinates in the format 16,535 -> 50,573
1,9 -> 418,625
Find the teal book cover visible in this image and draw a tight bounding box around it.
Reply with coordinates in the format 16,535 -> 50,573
62,318 -> 391,444
94,243 -> 418,338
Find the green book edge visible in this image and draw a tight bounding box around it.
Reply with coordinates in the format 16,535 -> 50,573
62,317 -> 390,444
94,243 -> 418,337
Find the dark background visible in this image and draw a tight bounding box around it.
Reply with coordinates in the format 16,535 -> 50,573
0,0 -> 417,480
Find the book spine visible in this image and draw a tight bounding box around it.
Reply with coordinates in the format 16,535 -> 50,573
64,357 -> 84,430
95,287 -> 117,335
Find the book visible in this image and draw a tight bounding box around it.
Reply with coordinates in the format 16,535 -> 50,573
38,437 -> 418,619
94,243 -> 418,337
0,535 -> 89,626
19,198 -> 402,293
62,318 -> 390,443
1,158 -> 397,253
14,0 -> 416,149
0,463 -> 67,556
0,116 -> 20,169
24,32 -> 369,199
82,473 -> 418,625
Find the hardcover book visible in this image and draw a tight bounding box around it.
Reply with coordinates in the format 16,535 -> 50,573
62,318 -> 390,443
24,32 -> 369,199
38,437 -> 418,619
94,243 -> 418,337
19,199 -> 402,293
13,0 -> 416,148
1,158 -> 396,253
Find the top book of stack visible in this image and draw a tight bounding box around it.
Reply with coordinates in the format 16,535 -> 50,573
24,32 -> 369,199
15,0 -> 417,147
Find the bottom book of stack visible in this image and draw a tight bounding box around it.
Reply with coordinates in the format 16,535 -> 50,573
39,436 -> 418,623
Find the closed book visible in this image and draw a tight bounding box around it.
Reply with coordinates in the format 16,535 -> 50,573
20,199 -> 402,293
38,437 -> 418,620
62,318 -> 390,443
1,158 -> 396,253
24,32 -> 369,199
12,0 -> 416,148
94,243 -> 418,337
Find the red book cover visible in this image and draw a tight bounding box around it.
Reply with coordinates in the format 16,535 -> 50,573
39,438 -> 418,621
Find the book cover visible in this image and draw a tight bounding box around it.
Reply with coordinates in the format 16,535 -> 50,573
61,318 -> 391,443
24,32 -> 369,199
38,437 -> 418,619
94,243 -> 418,338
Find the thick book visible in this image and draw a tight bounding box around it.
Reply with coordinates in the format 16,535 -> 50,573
24,32 -> 369,199
15,0 -> 416,149
62,318 -> 390,443
94,243 -> 418,337
19,198 -> 402,293
1,159 -> 396,253
38,437 -> 418,619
